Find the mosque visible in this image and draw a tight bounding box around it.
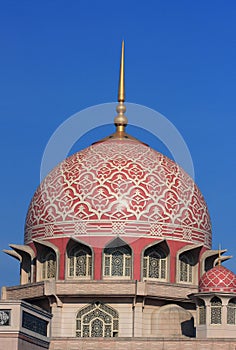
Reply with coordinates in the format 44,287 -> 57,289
1,42 -> 236,349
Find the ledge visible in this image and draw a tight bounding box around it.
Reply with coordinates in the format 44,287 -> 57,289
3,280 -> 198,302
49,337 -> 236,350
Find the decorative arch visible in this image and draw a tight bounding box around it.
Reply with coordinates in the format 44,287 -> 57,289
176,244 -> 202,284
103,237 -> 132,278
179,253 -> 194,283
42,250 -> 56,280
34,240 -> 58,281
227,297 -> 236,324
76,301 -> 119,337
66,239 -> 92,279
142,240 -> 169,281
210,296 -> 222,324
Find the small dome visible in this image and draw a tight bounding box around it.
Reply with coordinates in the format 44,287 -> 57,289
199,265 -> 236,293
25,138 -> 211,247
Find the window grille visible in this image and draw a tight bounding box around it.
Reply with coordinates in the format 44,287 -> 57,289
227,298 -> 236,324
103,245 -> 131,277
198,299 -> 206,325
42,251 -> 56,279
68,245 -> 92,278
143,246 -> 167,280
76,302 -> 119,338
179,254 -> 193,283
210,297 -> 222,324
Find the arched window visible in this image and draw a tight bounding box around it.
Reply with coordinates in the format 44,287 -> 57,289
42,251 -> 56,280
67,243 -> 92,278
210,296 -> 222,324
76,302 -> 119,337
177,245 -> 201,284
179,254 -> 193,283
143,243 -> 168,280
198,299 -> 206,325
227,298 -> 236,324
103,239 -> 132,278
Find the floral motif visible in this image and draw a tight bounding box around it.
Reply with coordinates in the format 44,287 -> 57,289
25,139 -> 211,247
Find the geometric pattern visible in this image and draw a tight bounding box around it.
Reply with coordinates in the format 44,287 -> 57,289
25,139 -> 211,247
104,245 -> 131,277
76,302 -> 119,337
199,265 -> 236,293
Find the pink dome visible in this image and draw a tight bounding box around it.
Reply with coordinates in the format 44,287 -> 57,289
199,265 -> 236,293
25,138 -> 211,246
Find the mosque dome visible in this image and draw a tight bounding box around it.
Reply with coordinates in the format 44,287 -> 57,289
24,136 -> 211,247
199,265 -> 236,293
24,41 -> 211,249
4,42 -> 236,349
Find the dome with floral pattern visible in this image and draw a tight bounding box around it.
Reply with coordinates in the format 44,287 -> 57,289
25,138 -> 211,247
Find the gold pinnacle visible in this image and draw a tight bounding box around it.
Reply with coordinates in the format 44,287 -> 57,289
118,40 -> 125,102
114,40 -> 128,133
93,41 -> 144,144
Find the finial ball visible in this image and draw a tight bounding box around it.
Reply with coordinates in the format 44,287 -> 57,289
116,103 -> 126,114
114,114 -> 128,126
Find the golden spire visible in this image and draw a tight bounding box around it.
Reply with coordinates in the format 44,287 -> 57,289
114,40 -> 128,135
118,40 -> 125,102
94,41 -> 145,145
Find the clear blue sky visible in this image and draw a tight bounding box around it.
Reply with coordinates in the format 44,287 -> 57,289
0,1 -> 236,287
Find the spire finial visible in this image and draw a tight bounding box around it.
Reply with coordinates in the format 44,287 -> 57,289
118,40 -> 125,102
114,41 -> 128,134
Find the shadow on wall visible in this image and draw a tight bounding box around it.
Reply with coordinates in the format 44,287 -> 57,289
181,317 -> 195,337
151,304 -> 195,338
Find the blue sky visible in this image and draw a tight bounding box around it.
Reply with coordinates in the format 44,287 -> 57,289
0,1 -> 236,287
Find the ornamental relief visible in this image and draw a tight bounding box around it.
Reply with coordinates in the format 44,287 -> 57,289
0,310 -> 10,326
25,140 -> 211,243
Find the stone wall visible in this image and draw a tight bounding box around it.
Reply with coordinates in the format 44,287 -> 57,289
0,300 -> 51,350
2,280 -> 198,301
49,338 -> 236,350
